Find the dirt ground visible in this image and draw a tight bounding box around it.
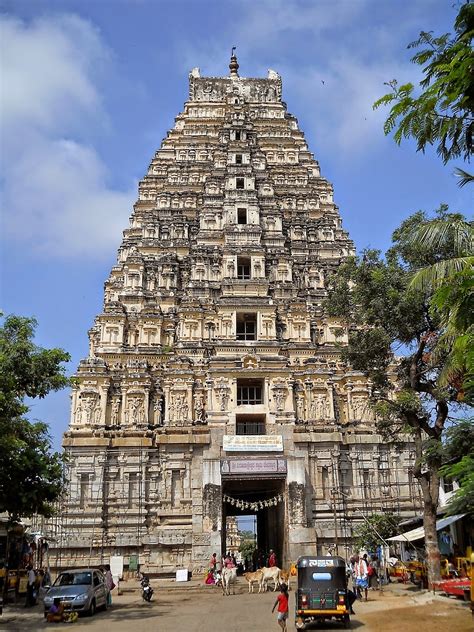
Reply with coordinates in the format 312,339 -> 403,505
1,579 -> 472,632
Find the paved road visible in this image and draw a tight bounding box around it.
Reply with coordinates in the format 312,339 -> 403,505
1,579 -> 472,631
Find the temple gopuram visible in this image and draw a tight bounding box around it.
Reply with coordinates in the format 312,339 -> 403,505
56,54 -> 421,574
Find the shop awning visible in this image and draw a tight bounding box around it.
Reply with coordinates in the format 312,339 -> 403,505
388,514 -> 465,542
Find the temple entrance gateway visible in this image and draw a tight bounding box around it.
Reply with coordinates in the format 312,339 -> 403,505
221,457 -> 287,567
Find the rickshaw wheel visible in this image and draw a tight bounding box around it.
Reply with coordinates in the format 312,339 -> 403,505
343,614 -> 351,629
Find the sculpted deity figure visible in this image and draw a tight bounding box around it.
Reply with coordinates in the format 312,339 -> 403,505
309,396 -> 318,420
181,397 -> 189,423
295,392 -> 305,422
111,398 -> 120,425
75,401 -> 83,424
273,389 -> 286,412
153,396 -> 163,425
83,397 -> 96,424
127,397 -> 144,425
216,385 -> 229,412
194,393 -> 205,423
352,396 -> 367,420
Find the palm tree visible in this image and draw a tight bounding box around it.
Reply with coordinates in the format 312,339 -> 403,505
407,215 -> 474,401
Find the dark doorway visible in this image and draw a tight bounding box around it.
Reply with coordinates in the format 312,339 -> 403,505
222,477 -> 286,568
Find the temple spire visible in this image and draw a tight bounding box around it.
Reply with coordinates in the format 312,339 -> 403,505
229,46 -> 239,77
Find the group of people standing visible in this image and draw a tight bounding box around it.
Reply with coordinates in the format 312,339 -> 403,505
205,549 -> 279,585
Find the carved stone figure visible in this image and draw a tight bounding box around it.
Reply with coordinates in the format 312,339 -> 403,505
273,388 -> 286,412
153,396 -> 163,425
295,392 -> 305,422
111,398 -> 120,425
194,393 -> 205,423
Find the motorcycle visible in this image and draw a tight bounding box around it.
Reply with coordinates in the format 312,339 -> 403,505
140,575 -> 154,602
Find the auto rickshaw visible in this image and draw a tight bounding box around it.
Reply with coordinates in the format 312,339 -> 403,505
295,556 -> 351,630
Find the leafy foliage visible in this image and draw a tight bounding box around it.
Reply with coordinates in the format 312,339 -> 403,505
374,3 -> 474,163
440,419 -> 474,515
0,315 -> 71,518
326,208 -> 471,583
401,208 -> 474,401
353,513 -> 401,554
238,531 -> 256,560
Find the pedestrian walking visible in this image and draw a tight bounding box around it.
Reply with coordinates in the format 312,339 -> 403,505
104,564 -> 115,605
271,583 -> 289,632
354,555 -> 369,601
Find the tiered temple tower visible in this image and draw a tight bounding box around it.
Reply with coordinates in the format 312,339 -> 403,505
58,55 -> 421,573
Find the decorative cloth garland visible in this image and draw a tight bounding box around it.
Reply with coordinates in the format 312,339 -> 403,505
222,493 -> 284,512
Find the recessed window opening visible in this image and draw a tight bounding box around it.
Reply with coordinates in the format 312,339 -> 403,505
237,207 -> 247,224
237,256 -> 251,279
235,154 -> 243,164
443,478 -> 454,493
236,414 -> 265,435
236,177 -> 245,190
237,380 -> 263,405
236,313 -> 257,340
235,131 -> 241,140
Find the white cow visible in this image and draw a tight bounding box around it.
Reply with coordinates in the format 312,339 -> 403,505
259,566 -> 282,592
221,567 -> 237,595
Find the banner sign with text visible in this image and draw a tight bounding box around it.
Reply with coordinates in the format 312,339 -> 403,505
223,434 -> 283,452
221,457 -> 287,476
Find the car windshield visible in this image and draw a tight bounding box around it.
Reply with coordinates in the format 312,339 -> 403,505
55,572 -> 92,586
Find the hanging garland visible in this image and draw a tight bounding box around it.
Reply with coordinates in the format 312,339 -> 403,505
222,493 -> 284,512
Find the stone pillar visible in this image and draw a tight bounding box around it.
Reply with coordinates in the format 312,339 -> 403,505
287,457 -> 316,563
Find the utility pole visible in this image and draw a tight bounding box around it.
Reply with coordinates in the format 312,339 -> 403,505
331,489 -> 339,555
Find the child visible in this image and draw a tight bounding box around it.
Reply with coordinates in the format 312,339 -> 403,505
47,597 -> 64,623
271,583 -> 289,631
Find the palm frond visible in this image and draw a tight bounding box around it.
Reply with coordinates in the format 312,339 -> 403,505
454,167 -> 474,188
409,220 -> 474,257
410,256 -> 474,291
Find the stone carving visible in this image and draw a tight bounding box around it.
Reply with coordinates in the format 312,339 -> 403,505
80,394 -> 98,425
351,395 -> 368,420
215,381 -> 230,412
273,387 -> 287,412
310,394 -> 329,420
193,392 -> 206,423
126,396 -> 145,425
110,398 -> 121,426
153,395 -> 163,426
169,392 -> 189,425
295,392 -> 305,422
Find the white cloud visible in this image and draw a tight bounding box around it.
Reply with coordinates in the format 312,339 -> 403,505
0,14 -> 134,259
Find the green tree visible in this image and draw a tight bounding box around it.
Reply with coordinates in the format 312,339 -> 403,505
326,209 -> 471,586
353,513 -> 400,554
404,209 -> 474,401
239,530 -> 256,561
0,315 -> 70,519
439,419 -> 474,516
374,2 -> 474,164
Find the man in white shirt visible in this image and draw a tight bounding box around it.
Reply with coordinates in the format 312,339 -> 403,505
354,555 -> 369,602
25,565 -> 36,607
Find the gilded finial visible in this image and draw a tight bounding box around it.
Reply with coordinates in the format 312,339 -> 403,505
229,46 -> 239,77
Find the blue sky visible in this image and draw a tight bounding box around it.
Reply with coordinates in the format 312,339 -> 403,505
0,0 -> 471,451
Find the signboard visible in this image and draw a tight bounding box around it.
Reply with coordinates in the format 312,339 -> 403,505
176,569 -> 189,582
223,435 -> 283,452
221,457 -> 287,476
110,555 -> 124,580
